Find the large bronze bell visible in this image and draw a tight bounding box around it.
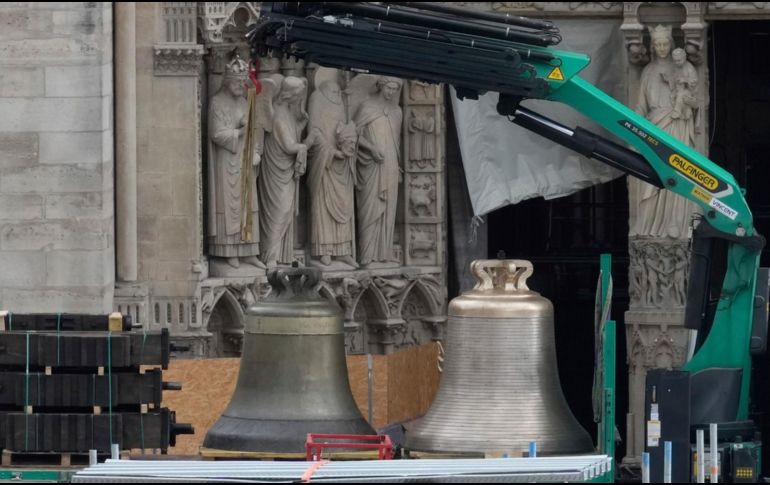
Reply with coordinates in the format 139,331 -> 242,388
407,260 -> 594,455
204,267 -> 373,453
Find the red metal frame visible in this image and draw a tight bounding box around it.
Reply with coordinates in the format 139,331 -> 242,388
305,433 -> 393,461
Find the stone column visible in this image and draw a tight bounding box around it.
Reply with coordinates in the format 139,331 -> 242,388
115,2 -> 138,282
620,2 -> 709,465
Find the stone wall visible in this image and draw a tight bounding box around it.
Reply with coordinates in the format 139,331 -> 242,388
121,2 -> 205,331
0,2 -> 114,313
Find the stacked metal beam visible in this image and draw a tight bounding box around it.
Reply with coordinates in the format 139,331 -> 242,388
0,313 -> 192,458
71,456 -> 614,483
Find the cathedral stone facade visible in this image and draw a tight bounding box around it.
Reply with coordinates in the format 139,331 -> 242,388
2,1 -> 770,465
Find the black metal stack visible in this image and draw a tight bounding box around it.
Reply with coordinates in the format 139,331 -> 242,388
0,312 -> 193,465
248,2 -> 562,100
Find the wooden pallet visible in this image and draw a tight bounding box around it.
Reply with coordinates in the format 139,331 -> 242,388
0,449 -> 130,468
406,450 -> 522,459
199,447 -> 382,461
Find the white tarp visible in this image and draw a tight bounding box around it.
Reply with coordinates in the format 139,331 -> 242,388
451,19 -> 626,216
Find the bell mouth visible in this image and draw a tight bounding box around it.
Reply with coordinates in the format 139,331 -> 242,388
203,415 -> 374,453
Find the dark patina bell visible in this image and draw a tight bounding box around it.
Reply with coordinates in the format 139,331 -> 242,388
203,267 -> 373,453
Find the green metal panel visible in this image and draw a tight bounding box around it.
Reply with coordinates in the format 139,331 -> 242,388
0,470 -> 71,482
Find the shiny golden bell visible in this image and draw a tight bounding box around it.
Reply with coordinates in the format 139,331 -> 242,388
407,260 -> 594,455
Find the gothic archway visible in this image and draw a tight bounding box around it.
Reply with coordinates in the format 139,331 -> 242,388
206,290 -> 245,358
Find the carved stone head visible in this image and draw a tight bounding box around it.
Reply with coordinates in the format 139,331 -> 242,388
376,76 -> 403,102
649,24 -> 674,61
336,122 -> 358,158
672,47 -> 687,67
223,55 -> 248,98
279,76 -> 308,103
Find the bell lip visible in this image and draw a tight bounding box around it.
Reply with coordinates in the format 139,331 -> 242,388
203,415 -> 375,453
246,300 -> 342,318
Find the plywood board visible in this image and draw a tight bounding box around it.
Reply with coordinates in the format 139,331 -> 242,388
162,358 -> 240,455
161,344 -> 440,455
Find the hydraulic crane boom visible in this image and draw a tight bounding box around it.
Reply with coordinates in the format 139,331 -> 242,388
248,2 -> 765,423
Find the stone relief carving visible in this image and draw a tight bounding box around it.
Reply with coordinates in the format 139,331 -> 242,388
629,239 -> 689,309
490,2 -> 622,14
711,2 -> 769,10
409,174 -> 437,218
198,2 -> 260,44
627,326 -> 689,371
622,3 -> 707,68
408,80 -> 437,103
154,45 -> 205,76
259,76 -> 309,268
350,76 -> 404,268
206,55 -> 265,269
410,226 -> 438,260
408,111 -> 437,169
629,25 -> 700,240
306,68 -> 359,269
492,2 -> 543,9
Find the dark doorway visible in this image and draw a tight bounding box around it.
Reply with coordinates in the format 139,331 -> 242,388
487,177 -> 631,456
708,20 -> 770,473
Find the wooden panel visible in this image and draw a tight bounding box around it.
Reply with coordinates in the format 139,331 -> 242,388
346,354 -> 389,430
162,358 -> 240,456
387,343 -> 441,425
162,344 -> 441,455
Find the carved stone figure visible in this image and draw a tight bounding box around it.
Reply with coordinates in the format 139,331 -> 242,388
305,70 -> 359,268
353,76 -> 404,267
259,76 -> 309,268
207,55 -> 265,269
629,239 -> 690,310
629,25 -> 700,239
670,48 -> 698,124
408,111 -> 436,169
409,174 -> 437,217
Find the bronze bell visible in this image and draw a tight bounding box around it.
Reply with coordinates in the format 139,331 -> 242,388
204,267 -> 373,453
407,260 -> 594,455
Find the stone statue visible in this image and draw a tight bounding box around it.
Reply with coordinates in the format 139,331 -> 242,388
305,69 -> 359,268
352,76 -> 404,268
670,48 -> 698,124
408,111 -> 436,169
207,55 -> 265,269
629,25 -> 700,239
259,76 -> 309,269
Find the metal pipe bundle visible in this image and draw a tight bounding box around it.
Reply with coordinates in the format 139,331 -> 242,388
248,2 -> 562,99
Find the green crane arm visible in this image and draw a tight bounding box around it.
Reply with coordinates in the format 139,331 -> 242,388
546,72 -> 762,420
249,1 -> 765,420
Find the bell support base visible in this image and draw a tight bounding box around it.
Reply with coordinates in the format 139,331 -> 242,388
202,416 -> 374,454
199,447 -> 383,461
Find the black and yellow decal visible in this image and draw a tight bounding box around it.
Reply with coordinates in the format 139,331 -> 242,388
668,154 -> 719,191
619,120 -> 729,195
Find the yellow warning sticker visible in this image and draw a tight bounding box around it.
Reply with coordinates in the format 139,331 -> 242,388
547,67 -> 565,81
691,187 -> 712,205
